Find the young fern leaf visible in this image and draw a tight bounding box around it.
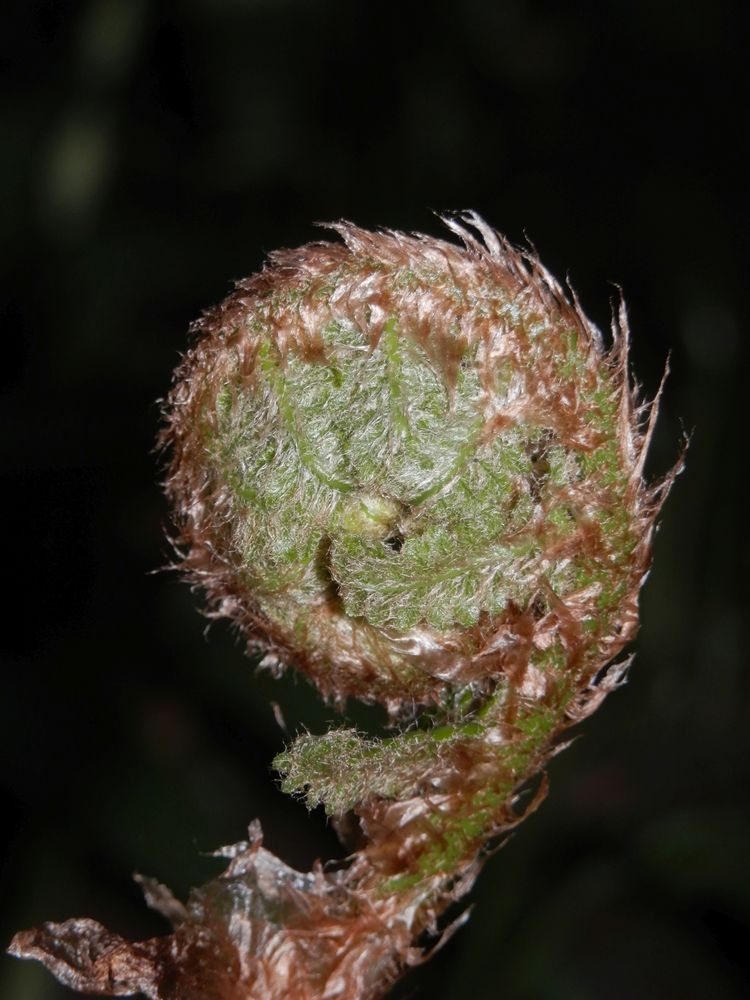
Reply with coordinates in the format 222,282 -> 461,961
9,214 -> 677,999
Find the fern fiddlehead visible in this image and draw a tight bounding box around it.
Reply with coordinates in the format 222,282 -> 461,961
10,214 -> 675,999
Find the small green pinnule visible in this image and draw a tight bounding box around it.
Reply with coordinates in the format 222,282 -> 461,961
10,215 -> 676,1000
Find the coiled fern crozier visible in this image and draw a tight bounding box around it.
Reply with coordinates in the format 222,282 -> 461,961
10,214 -> 676,999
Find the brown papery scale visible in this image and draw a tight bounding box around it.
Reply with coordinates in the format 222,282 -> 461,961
9,214 -> 678,999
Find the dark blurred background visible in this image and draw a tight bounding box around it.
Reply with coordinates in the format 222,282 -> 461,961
1,1 -> 746,997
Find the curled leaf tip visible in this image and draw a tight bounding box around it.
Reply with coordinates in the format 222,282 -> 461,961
12,215 -> 677,999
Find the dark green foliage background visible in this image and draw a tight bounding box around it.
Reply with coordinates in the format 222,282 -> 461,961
1,2 -> 746,997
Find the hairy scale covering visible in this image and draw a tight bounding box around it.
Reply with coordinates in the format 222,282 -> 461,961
164,215 -> 657,717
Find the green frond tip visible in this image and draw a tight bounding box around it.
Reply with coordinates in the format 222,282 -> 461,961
274,722 -> 486,817
163,215 -> 661,710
